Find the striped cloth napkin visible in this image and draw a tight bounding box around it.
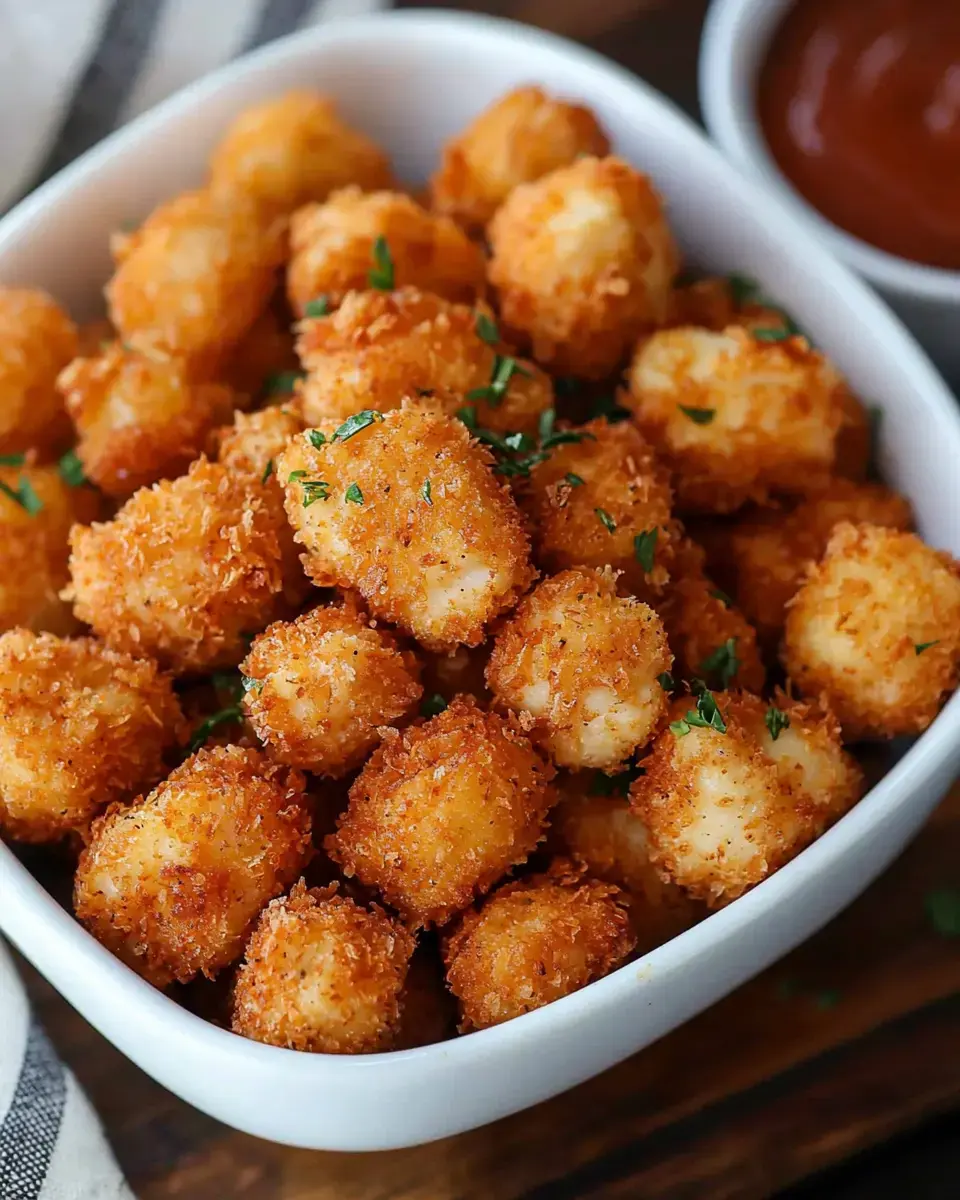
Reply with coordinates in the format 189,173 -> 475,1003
0,2 -> 386,1196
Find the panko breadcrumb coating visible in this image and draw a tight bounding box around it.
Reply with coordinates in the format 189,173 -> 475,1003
0,630 -> 182,844
486,568 -> 671,771
328,696 -> 555,927
286,188 -> 486,316
519,418 -> 677,598
240,602 -> 422,777
783,523 -> 960,739
209,90 -> 391,219
74,745 -> 311,987
0,287 -> 77,458
106,189 -> 284,373
297,288 -> 553,434
57,343 -> 238,497
0,464 -> 101,636
222,300 -> 299,398
279,405 -> 534,651
429,86 -> 610,232
487,156 -> 678,379
443,862 -> 635,1031
626,326 -> 846,512
67,457 -> 290,673
231,881 -> 413,1054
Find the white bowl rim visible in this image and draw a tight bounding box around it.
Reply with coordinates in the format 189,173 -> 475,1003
1,6 -> 960,1087
699,0 -> 960,302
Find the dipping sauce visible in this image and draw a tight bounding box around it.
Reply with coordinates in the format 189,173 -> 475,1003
758,0 -> 960,270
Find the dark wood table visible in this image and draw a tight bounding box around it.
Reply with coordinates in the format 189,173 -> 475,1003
20,2 -> 960,1196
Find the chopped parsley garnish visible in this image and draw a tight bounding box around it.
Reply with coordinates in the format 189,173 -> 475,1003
678,405 -> 715,425
0,475 -> 43,516
589,763 -> 644,797
187,707 -> 243,755
657,671 -> 676,693
421,479 -> 433,506
457,405 -> 478,431
753,326 -> 790,342
538,408 -> 594,452
699,637 -> 740,688
634,528 -> 657,574
710,587 -> 733,608
307,429 -> 327,449
332,410 -> 384,442
467,355 -> 531,407
475,311 -> 499,345
765,705 -> 790,742
368,235 -> 394,290
565,473 -> 585,488
264,370 -> 304,397
915,640 -> 939,655
588,392 -> 631,423
241,675 -> 263,695
926,889 -> 960,937
344,483 -> 364,505
595,508 -> 616,533
261,458 -> 274,485
670,687 -> 727,737
0,453 -> 25,467
457,406 -> 593,479
304,295 -> 330,318
420,693 -> 448,718
287,469 -> 308,482
58,449 -> 86,487
301,479 -> 331,507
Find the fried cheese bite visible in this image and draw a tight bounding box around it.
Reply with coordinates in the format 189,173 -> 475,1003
57,344 -> 238,497
74,746 -> 311,987
443,862 -> 635,1031
208,90 -> 391,219
0,287 -> 78,458
0,631 -> 182,844
626,326 -> 846,513
296,288 -> 553,434
231,881 -> 414,1054
106,189 -> 283,373
429,86 -> 610,232
279,405 -> 534,651
286,188 -> 487,316
519,418 -> 676,599
783,523 -> 960,739
485,568 -> 671,771
327,696 -> 555,928
0,463 -> 101,635
240,602 -> 422,777
67,457 -> 290,673
487,157 -> 678,379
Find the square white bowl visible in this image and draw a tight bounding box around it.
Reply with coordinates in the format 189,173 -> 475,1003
2,9 -> 960,1154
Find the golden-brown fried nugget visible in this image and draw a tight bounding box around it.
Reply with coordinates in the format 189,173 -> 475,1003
429,86 -> 610,232
443,862 -> 635,1030
231,880 -> 413,1053
783,523 -> 960,739
279,405 -> 534,651
626,326 -> 845,513
0,630 -> 182,843
486,568 -> 671,771
222,299 -> 299,398
67,457 -> 290,673
631,692 -> 810,904
0,287 -> 77,458
241,603 -> 422,777
74,745 -> 311,987
488,157 -> 678,379
328,696 -> 555,927
658,538 -> 766,693
520,418 -> 676,598
106,189 -> 283,373
57,344 -> 238,497
287,188 -> 486,316
296,288 -> 553,434
0,464 -> 101,635
209,90 -> 391,219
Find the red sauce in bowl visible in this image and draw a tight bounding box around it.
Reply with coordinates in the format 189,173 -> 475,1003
758,0 -> 960,270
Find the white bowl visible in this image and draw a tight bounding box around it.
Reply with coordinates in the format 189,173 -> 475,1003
699,0 -> 960,386
2,9 -> 960,1154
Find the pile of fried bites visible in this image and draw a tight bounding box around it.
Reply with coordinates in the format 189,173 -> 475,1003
1,87 -> 959,1053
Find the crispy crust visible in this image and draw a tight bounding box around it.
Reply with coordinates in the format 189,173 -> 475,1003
0,287 -> 77,458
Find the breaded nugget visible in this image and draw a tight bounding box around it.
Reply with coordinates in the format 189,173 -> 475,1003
783,523 -> 960,739
486,568 -> 671,771
286,188 -> 486,316
106,189 -> 283,373
240,602 -> 422,777
443,862 -> 635,1031
279,405 -> 534,651
57,344 -> 238,497
209,90 -> 391,219
0,631 -> 182,843
327,696 -> 555,927
74,745 -> 311,987
429,86 -> 610,231
519,418 -> 677,598
0,463 -> 101,635
626,326 -> 845,512
222,300 -> 299,398
67,457 -> 290,673
231,881 -> 413,1053
487,157 -> 678,379
297,288 -> 552,434
0,287 -> 77,458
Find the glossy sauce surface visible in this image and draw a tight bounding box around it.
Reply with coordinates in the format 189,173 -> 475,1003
758,0 -> 960,270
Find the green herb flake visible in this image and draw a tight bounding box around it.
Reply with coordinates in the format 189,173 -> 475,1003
634,528 -> 658,574
657,671 -> 676,693
332,410 -> 384,443
915,640 -> 939,655
926,889 -> 960,938
0,475 -> 43,516
710,587 -> 733,608
301,479 -> 331,507
241,675 -> 263,695
564,473 -> 585,488
58,449 -> 87,487
764,705 -> 791,742
287,469 -> 308,483
261,458 -> 274,485
475,311 -> 499,345
307,429 -> 327,449
467,355 -> 530,407
264,370 -> 304,397
669,717 -> 692,737
679,405 -> 716,426
672,687 -> 727,738
753,326 -> 790,343
345,483 -> 364,505
699,637 -> 740,688
304,295 -> 330,318
368,235 -> 395,290
188,707 -> 243,755
420,693 -> 448,718
595,508 -> 616,533
456,405 -> 478,431
589,764 -> 644,797
421,479 -> 433,506
0,453 -> 26,467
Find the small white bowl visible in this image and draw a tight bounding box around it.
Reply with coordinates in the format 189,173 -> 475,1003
700,0 -> 960,385
2,9 -> 960,1153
